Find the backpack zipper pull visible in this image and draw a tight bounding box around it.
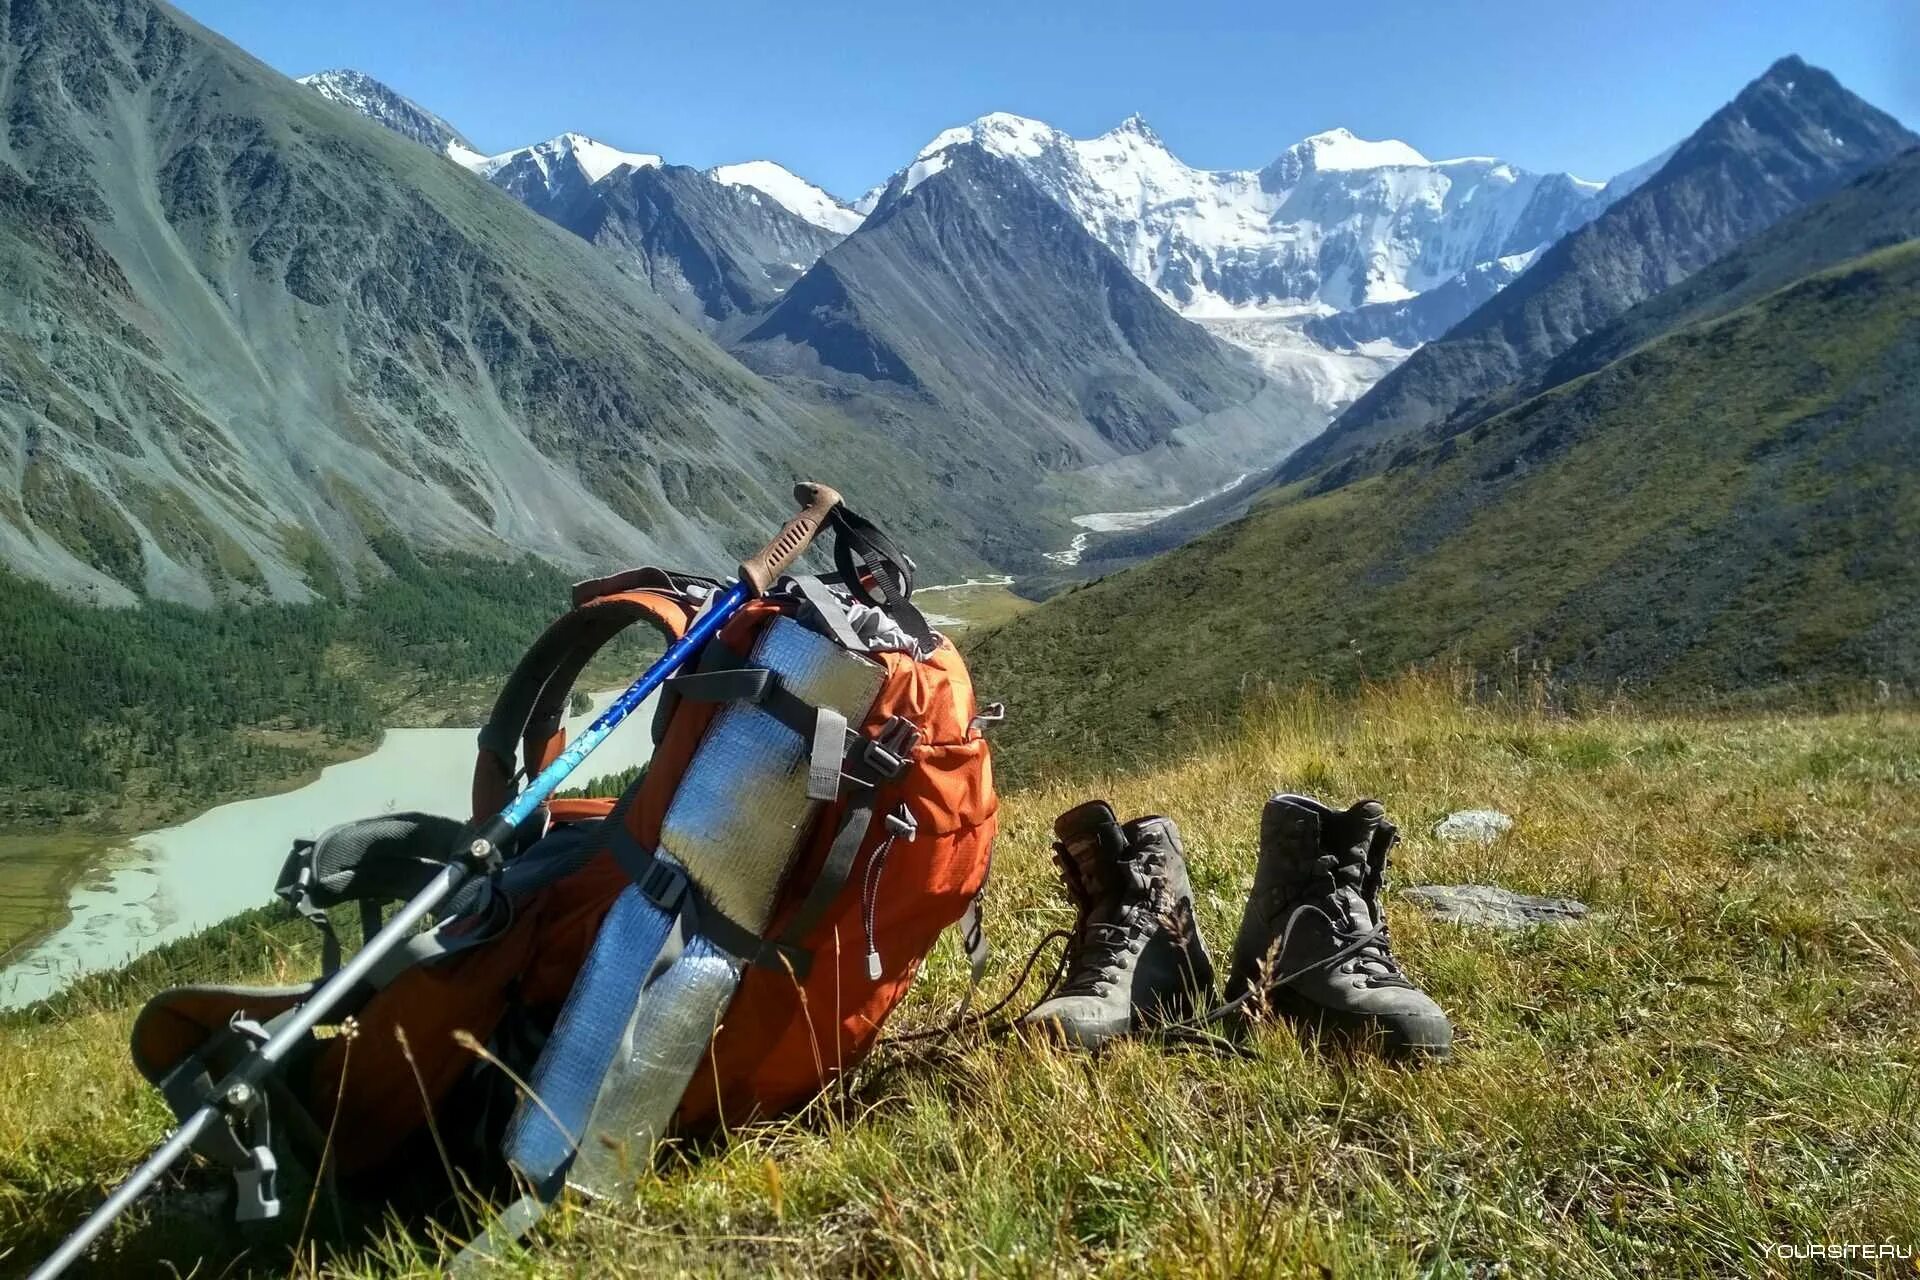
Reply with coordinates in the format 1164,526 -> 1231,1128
863,805 -> 918,980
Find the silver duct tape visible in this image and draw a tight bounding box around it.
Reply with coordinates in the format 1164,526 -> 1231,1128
660,616 -> 884,929
568,932 -> 744,1197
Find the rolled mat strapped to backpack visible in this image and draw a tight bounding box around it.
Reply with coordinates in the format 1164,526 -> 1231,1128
126,506 -> 999,1252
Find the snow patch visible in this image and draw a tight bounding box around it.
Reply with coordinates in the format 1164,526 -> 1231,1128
710,160 -> 862,233
1293,127 -> 1430,170
477,133 -> 661,189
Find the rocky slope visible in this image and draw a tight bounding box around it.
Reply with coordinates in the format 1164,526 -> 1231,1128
297,68 -> 476,157
883,112 -> 1620,412
1283,56 -> 1917,480
732,144 -> 1319,517
0,0 -> 1004,604
543,162 -> 845,329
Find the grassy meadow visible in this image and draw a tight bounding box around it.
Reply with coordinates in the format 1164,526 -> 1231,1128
1,673 -> 1916,1276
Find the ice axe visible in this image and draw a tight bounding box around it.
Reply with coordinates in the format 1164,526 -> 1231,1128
28,482 -> 845,1280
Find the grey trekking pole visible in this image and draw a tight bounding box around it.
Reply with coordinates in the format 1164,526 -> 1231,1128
29,483 -> 845,1280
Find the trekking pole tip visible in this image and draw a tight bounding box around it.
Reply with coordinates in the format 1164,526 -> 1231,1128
740,482 -> 843,595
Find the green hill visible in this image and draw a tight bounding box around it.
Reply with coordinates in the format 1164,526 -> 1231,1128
969,239 -> 1920,777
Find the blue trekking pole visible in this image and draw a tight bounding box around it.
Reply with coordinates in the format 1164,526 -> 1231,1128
29,482 -> 845,1280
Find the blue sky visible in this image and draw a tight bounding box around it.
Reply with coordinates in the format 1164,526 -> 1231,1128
177,0 -> 1916,200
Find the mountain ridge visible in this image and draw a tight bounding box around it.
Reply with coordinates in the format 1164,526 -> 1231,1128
1279,55 -> 1918,482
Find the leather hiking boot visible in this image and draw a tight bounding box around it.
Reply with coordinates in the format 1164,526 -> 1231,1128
1021,800 -> 1216,1049
1225,794 -> 1452,1059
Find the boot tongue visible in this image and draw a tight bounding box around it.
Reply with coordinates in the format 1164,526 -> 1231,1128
1054,800 -> 1130,904
1323,801 -> 1385,932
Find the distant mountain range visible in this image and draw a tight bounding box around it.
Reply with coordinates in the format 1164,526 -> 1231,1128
0,0 -> 1037,604
1068,58 -> 1917,573
1284,56 -> 1916,482
973,136 -> 1920,774
297,71 -> 1651,420
2,0 -> 1912,644
874,112 -> 1630,408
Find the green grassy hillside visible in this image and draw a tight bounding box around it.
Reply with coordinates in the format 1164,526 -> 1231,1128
3,682 -> 1915,1275
968,240 -> 1920,779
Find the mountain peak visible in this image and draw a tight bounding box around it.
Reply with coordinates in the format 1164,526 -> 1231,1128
708,160 -> 863,234
1762,53 -> 1813,82
1289,128 -> 1430,171
1677,55 -> 1916,173
1108,112 -> 1162,143
918,112 -> 1062,163
297,67 -> 476,155
522,132 -> 663,183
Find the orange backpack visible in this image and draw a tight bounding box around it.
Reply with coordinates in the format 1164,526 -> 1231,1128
132,562 -> 999,1194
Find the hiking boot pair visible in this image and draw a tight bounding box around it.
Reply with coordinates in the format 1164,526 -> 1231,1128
1021,795 -> 1451,1059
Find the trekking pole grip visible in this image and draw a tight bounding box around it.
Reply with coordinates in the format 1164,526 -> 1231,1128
739,482 -> 842,594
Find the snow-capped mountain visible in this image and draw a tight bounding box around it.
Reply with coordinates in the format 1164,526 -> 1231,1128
297,70 -> 477,158
881,112 -> 1617,407
297,71 -> 861,238
453,132 -> 664,217
708,162 -> 863,234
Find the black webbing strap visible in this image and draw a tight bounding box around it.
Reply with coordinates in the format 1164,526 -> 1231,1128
772,791 -> 875,973
791,573 -> 871,652
829,506 -> 939,650
477,589 -> 693,795
275,841 -> 344,975
952,888 -> 990,1023
663,663 -> 847,803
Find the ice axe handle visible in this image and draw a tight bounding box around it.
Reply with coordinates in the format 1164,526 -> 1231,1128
739,482 -> 842,595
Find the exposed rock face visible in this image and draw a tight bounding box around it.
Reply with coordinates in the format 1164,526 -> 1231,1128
734,144 -> 1321,512
1402,885 -> 1590,929
297,69 -> 476,157
1283,56 -> 1919,481
0,0 -> 984,602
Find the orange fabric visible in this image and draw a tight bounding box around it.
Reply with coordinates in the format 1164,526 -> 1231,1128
294,848 -> 633,1174
130,986 -> 311,1083
545,797 -> 618,826
663,634 -> 999,1129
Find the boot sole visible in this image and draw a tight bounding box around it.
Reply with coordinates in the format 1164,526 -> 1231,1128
1255,986 -> 1453,1061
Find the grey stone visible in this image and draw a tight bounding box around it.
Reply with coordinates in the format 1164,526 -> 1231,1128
1433,809 -> 1515,843
1401,884 -> 1590,929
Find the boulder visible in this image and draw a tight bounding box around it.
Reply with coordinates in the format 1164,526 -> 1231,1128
1401,884 -> 1589,929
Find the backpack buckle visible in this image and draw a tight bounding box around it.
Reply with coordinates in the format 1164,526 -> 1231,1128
849,716 -> 921,782
638,858 -> 688,912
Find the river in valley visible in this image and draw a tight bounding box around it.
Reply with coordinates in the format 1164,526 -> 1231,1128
0,691 -> 656,1010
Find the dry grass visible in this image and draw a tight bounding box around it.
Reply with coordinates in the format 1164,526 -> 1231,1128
3,673 -> 1917,1277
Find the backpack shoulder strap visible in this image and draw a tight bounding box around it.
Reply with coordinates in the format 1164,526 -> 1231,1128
471,574 -> 712,823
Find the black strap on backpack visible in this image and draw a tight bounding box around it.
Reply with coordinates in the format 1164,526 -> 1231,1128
825,505 -> 939,651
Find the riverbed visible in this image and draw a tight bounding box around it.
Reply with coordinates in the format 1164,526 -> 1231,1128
1042,473 -> 1250,567
0,691 -> 656,1009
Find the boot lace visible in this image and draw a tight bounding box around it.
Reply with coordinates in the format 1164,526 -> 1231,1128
1276,852 -> 1413,990
1056,862 -> 1160,997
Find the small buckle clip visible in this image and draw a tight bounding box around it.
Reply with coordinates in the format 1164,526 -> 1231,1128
850,716 -> 921,781
638,859 -> 688,912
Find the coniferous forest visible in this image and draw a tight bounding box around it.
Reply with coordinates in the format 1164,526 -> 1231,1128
0,538 -> 573,828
